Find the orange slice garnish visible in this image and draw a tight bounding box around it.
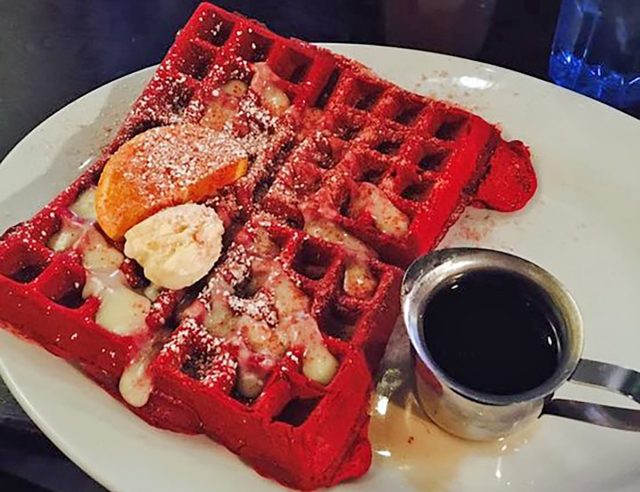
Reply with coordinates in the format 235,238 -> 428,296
96,124 -> 248,240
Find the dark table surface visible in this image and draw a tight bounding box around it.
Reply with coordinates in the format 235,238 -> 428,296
0,1 -> 636,491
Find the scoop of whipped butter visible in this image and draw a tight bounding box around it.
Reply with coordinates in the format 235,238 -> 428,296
124,203 -> 224,290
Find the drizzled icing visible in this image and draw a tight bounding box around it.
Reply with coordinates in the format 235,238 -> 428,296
182,221 -> 338,398
48,188 -> 151,337
119,338 -> 157,408
349,182 -> 409,239
300,193 -> 379,299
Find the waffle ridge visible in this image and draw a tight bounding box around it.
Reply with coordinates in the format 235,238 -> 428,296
0,3 -> 536,490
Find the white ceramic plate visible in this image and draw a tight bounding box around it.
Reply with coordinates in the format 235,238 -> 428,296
1,44 -> 639,492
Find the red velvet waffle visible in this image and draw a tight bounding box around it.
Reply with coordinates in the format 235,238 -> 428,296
0,2 -> 536,490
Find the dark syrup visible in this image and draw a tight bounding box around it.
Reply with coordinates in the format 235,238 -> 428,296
422,271 -> 562,396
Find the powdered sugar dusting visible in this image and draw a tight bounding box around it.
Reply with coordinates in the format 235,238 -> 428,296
121,124 -> 247,200
228,289 -> 278,327
165,318 -> 238,392
175,220 -> 337,398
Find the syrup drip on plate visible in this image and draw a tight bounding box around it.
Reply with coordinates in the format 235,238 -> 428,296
370,319 -> 537,491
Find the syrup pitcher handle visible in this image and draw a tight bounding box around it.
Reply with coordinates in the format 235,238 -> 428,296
543,359 -> 640,432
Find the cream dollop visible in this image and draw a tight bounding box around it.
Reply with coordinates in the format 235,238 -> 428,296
124,204 -> 224,290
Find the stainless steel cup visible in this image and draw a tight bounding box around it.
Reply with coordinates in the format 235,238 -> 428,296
402,248 -> 640,440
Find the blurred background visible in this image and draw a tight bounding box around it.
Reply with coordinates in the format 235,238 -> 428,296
0,0 -> 637,490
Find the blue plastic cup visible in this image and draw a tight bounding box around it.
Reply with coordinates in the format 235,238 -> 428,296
549,0 -> 640,108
